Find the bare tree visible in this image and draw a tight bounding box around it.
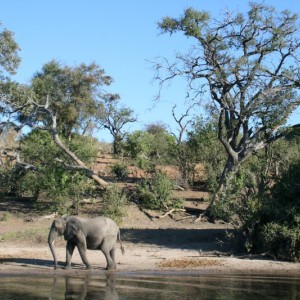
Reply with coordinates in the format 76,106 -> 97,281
171,104 -> 196,187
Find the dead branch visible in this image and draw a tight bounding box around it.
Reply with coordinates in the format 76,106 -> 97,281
237,252 -> 277,260
157,208 -> 186,218
198,250 -> 233,257
137,206 -> 155,221
29,99 -> 108,188
194,213 -> 205,222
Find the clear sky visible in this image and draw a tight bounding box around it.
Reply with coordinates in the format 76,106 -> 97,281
1,0 -> 299,141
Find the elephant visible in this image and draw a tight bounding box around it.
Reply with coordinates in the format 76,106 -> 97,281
48,215 -> 124,270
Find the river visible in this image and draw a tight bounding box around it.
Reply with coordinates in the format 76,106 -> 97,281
0,272 -> 299,299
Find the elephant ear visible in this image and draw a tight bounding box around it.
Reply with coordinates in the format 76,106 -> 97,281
64,220 -> 80,240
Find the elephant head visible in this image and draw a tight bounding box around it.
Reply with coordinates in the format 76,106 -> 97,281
48,217 -> 68,269
64,218 -> 80,240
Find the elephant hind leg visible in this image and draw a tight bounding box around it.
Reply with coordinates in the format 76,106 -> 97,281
101,238 -> 117,270
110,246 -> 116,263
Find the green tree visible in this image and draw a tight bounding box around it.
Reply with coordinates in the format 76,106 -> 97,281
187,116 -> 226,189
17,130 -> 97,213
30,60 -> 113,140
0,21 -> 21,142
98,94 -> 137,155
125,124 -> 176,169
156,3 -> 300,200
145,122 -> 176,164
1,61 -> 114,188
0,22 -> 20,79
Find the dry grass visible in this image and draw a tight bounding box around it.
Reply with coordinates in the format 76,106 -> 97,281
158,258 -> 223,268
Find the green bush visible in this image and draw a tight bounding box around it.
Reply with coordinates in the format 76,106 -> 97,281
259,222 -> 300,262
15,130 -> 97,213
110,163 -> 128,180
101,184 -> 127,224
212,146 -> 300,261
254,159 -> 300,261
136,171 -> 183,210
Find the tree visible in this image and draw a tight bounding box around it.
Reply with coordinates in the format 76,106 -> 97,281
98,94 -> 137,155
0,22 -> 20,80
125,125 -> 176,169
156,3 -> 300,197
1,61 -> 112,188
17,130 -> 97,213
187,116 -> 226,189
0,22 -> 21,143
171,104 -> 196,187
30,60 -> 113,140
144,122 -> 176,164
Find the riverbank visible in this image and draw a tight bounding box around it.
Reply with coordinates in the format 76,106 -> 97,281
0,204 -> 299,276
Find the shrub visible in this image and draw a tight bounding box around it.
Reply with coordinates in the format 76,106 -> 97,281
101,184 -> 127,224
136,171 -> 183,211
212,152 -> 300,261
259,222 -> 300,262
110,163 -> 128,180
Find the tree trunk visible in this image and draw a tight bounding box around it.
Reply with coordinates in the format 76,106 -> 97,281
51,129 -> 108,188
206,156 -> 240,219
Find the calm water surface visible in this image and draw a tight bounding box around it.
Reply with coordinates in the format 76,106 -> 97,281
0,272 -> 299,299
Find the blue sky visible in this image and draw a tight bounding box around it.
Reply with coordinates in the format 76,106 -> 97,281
1,0 -> 299,141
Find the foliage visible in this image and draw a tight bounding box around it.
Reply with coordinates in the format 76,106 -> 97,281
156,3 -> 300,190
101,184 -> 128,224
15,130 -> 97,214
259,222 -> 300,262
98,94 -> 137,155
186,116 -> 226,189
0,227 -> 48,243
124,126 -> 177,168
124,130 -> 154,168
0,212 -> 9,222
0,22 -> 21,78
211,136 -> 300,261
110,162 -> 128,180
136,171 -> 183,211
29,60 -> 114,140
255,159 -> 300,261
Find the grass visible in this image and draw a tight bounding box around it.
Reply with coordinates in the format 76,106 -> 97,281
0,227 -> 49,243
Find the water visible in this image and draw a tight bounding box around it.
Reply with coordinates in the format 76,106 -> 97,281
0,272 -> 299,299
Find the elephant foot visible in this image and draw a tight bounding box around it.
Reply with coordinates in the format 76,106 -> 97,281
85,265 -> 92,270
106,263 -> 116,270
65,265 -> 72,270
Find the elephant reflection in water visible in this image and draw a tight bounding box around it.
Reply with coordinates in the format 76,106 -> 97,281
64,273 -> 119,300
48,273 -> 119,299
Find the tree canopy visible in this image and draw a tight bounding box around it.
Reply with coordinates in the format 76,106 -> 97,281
30,60 -> 113,140
0,22 -> 20,79
156,3 -> 300,190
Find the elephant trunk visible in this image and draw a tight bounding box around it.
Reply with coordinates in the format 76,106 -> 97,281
48,228 -> 58,269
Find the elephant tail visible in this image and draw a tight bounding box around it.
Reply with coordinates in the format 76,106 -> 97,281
118,230 -> 125,255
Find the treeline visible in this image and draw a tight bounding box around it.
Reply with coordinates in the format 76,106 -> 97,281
0,2 -> 300,261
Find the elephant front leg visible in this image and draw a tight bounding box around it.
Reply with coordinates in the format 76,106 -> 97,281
65,241 -> 75,269
77,244 -> 92,270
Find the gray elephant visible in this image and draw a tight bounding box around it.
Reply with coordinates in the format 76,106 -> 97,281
48,215 -> 124,270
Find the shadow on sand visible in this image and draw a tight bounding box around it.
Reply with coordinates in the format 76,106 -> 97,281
121,228 -> 236,252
